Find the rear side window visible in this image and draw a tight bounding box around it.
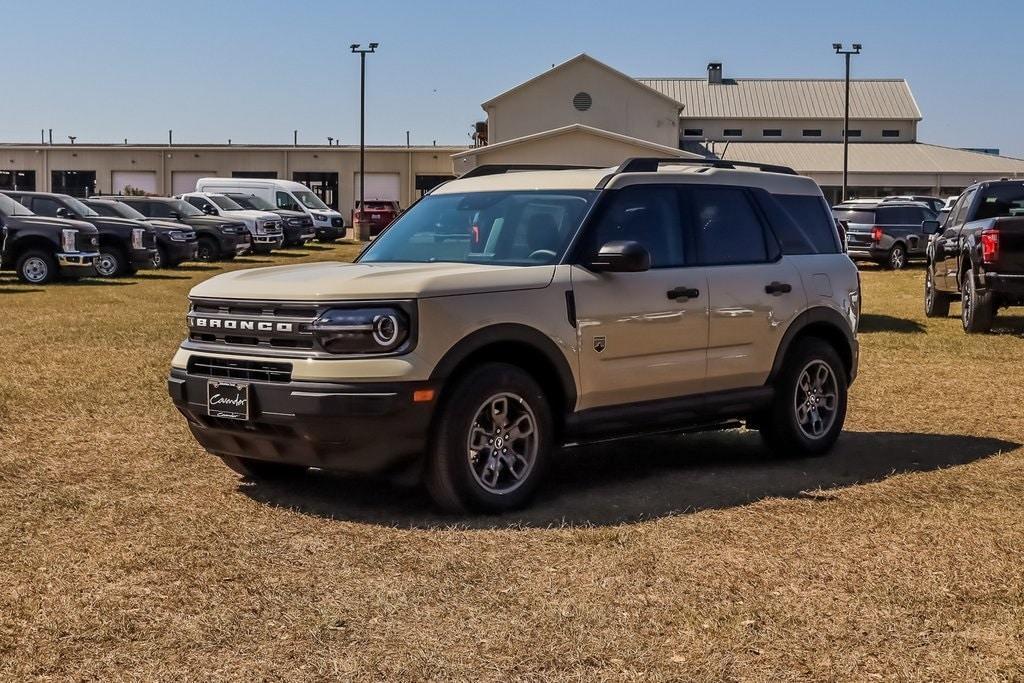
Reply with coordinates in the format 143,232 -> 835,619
144,202 -> 173,218
771,194 -> 841,254
689,186 -> 772,265
832,209 -> 876,225
877,206 -> 927,225
975,184 -> 1024,220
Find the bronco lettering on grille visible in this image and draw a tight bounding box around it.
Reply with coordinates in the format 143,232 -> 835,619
188,316 -> 294,333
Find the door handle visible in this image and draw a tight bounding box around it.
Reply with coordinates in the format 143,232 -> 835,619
765,281 -> 792,295
667,286 -> 700,301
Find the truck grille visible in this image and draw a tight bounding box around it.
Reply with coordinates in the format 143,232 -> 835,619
187,355 -> 292,383
187,298 -> 320,352
331,217 -> 343,227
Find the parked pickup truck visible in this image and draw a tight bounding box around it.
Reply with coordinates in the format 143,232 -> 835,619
82,198 -> 198,268
833,199 -> 937,269
924,179 -> 1024,332
3,191 -> 157,277
0,193 -> 99,284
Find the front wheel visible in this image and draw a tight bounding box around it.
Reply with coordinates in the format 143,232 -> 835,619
196,237 -> 220,262
425,363 -> 553,513
887,243 -> 908,270
961,266 -> 994,333
95,246 -> 128,277
924,264 -> 951,317
759,338 -> 848,457
15,250 -> 58,284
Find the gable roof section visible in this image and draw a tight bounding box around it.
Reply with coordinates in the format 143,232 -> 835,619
482,53 -> 684,110
451,124 -> 701,160
638,78 -> 922,121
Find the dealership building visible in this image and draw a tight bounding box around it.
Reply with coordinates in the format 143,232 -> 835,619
3,53 -> 1024,218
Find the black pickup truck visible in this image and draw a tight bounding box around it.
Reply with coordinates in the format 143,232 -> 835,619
0,193 -> 99,283
97,196 -> 250,262
924,179 -> 1024,332
3,191 -> 157,277
82,198 -> 198,268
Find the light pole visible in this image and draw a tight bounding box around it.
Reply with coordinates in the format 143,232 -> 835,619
351,42 -> 378,241
833,42 -> 861,202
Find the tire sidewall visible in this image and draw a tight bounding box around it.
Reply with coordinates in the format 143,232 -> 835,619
196,238 -> 219,262
889,244 -> 906,270
430,363 -> 553,512
769,339 -> 848,456
17,250 -> 56,284
95,248 -> 124,277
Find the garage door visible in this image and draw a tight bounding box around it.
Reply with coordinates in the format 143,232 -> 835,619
171,172 -> 212,196
354,173 -> 400,202
111,171 -> 157,195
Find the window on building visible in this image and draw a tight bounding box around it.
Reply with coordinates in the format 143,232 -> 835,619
882,129 -> 900,138
844,129 -> 862,138
802,129 -> 822,137
723,129 -> 743,137
762,129 -> 782,137
683,128 -> 703,137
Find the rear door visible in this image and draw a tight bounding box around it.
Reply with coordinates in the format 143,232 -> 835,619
570,184 -> 709,409
693,185 -> 807,392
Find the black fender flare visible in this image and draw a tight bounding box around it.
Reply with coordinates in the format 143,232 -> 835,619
767,307 -> 857,384
429,323 -> 578,411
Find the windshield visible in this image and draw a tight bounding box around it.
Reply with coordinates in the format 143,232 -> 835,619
359,190 -> 598,266
210,195 -> 244,211
0,194 -> 32,216
63,196 -> 99,217
229,193 -> 275,211
88,201 -> 146,220
293,190 -> 329,210
976,184 -> 1024,219
168,199 -> 203,217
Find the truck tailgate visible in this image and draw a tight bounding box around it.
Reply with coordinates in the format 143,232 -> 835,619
991,216 -> 1024,272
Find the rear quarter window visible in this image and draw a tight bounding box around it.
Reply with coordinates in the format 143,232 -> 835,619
768,193 -> 841,254
832,209 -> 876,225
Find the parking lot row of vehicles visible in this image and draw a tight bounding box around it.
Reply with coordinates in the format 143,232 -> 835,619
0,178 -> 348,284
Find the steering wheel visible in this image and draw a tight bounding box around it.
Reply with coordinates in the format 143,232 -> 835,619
528,249 -> 557,262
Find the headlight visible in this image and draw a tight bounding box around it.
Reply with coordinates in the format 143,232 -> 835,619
311,307 -> 410,354
219,224 -> 237,234
132,228 -> 146,250
168,230 -> 190,242
312,213 -> 327,221
255,222 -> 268,235
288,218 -> 303,226
61,229 -> 77,252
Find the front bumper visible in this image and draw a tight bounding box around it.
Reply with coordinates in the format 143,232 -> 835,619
168,368 -> 436,475
57,251 -> 98,268
234,234 -> 252,255
315,224 -> 343,241
162,238 -> 199,264
131,248 -> 158,269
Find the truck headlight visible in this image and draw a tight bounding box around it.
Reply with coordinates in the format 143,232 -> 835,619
311,307 -> 410,354
132,228 -> 146,250
168,230 -> 190,242
312,213 -> 327,221
61,229 -> 77,252
255,222 -> 268,235
288,218 -> 303,227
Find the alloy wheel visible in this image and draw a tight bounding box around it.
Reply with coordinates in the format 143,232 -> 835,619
794,360 -> 839,440
22,256 -> 49,283
466,393 -> 539,494
95,253 -> 119,277
890,246 -> 906,269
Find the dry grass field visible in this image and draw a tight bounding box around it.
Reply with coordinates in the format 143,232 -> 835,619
1,246 -> 1023,681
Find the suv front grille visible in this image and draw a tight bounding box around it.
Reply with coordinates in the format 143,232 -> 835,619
188,355 -> 292,383
187,298 -> 321,353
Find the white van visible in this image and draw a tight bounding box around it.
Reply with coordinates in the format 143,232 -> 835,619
195,178 -> 345,242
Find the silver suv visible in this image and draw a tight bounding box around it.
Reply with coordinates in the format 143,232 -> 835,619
168,158 -> 860,513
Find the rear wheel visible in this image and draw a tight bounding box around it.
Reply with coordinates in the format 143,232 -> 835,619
759,338 -> 848,457
887,243 -> 908,270
94,246 -> 128,277
15,250 -> 57,284
196,237 -> 220,262
961,266 -> 994,333
425,363 -> 553,513
924,263 -> 951,317
219,455 -> 306,480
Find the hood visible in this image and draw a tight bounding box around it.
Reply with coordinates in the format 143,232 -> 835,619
147,219 -> 194,233
189,261 -> 556,301
181,215 -> 242,228
84,215 -> 152,231
223,209 -> 279,222
271,209 -> 306,219
307,208 -> 341,217
6,214 -> 98,235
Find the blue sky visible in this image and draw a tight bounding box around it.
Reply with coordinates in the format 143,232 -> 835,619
4,0 -> 1024,155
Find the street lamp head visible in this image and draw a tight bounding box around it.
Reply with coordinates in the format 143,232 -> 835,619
833,43 -> 843,51
368,42 -> 379,50
350,43 -> 360,51
852,43 -> 862,52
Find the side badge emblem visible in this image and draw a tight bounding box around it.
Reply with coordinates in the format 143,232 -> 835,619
593,336 -> 606,353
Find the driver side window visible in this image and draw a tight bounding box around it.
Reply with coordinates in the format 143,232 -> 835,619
581,185 -> 685,268
276,192 -> 300,211
951,191 -> 974,227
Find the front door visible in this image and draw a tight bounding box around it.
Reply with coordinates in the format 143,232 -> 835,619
689,185 -> 807,392
936,189 -> 974,289
570,184 -> 709,410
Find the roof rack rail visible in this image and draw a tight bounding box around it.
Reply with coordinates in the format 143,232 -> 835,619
458,163 -> 605,179
596,156 -> 798,188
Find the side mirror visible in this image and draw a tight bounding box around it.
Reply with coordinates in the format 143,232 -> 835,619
56,207 -> 72,219
588,240 -> 651,273
202,205 -> 216,215
922,219 -> 941,235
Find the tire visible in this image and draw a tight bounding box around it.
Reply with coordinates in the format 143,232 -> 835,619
219,455 -> 306,480
94,246 -> 129,277
196,237 -> 220,262
924,263 -> 951,318
961,266 -> 994,333
152,245 -> 167,269
759,337 -> 848,457
15,250 -> 58,284
425,362 -> 554,513
886,243 -> 908,270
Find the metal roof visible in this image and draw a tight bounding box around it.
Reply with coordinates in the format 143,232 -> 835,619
714,142 -> 1024,174
638,78 -> 922,121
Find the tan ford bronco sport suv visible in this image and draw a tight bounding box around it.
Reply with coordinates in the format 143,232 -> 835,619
168,158 -> 860,513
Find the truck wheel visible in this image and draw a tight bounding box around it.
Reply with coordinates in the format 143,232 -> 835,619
152,245 -> 167,269
219,455 -> 306,480
759,337 -> 848,457
886,243 -> 907,270
95,246 -> 128,277
15,250 -> 58,284
425,363 -> 553,513
196,237 -> 220,262
961,266 -> 994,333
924,264 -> 951,317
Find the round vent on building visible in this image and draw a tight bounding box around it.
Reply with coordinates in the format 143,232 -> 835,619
572,92 -> 593,111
